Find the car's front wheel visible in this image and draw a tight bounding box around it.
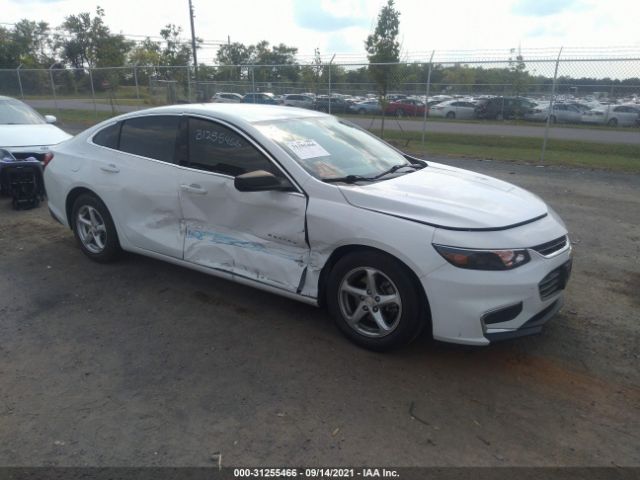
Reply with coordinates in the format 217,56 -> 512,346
327,250 -> 427,351
71,193 -> 120,263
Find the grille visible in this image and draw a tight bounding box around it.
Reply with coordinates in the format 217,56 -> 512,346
538,260 -> 572,300
532,235 -> 568,256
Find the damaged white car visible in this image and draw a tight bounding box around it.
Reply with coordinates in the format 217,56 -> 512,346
44,104 -> 572,351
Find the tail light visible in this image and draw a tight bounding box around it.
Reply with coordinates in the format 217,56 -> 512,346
42,152 -> 54,169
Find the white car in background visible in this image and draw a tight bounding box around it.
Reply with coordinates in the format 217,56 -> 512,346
282,94 -> 315,109
581,105 -> 640,127
525,103 -> 583,124
0,96 -> 70,162
429,100 -> 477,119
211,92 -> 243,103
44,104 -> 571,351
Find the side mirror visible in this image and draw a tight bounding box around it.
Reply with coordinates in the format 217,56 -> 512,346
44,115 -> 57,124
234,170 -> 293,192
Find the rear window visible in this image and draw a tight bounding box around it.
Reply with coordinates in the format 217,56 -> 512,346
93,123 -> 120,149
119,115 -> 180,163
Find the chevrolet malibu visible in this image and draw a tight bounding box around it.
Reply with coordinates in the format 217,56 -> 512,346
44,104 -> 572,351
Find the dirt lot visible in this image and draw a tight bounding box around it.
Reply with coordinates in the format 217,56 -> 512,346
0,157 -> 638,467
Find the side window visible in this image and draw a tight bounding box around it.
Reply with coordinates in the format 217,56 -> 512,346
93,122 -> 120,149
187,117 -> 281,177
119,116 -> 180,163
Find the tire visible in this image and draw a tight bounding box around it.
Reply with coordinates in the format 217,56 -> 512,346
549,115 -> 557,124
358,108 -> 366,115
396,109 -> 405,118
71,193 -> 120,263
607,118 -> 618,127
496,113 -> 504,121
327,250 -> 427,351
446,111 -> 456,119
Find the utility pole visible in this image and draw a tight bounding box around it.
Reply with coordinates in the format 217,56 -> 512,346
188,0 -> 199,82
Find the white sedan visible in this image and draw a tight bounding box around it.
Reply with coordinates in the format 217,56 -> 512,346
429,100 -> 477,119
211,92 -> 243,103
581,105 -> 640,127
0,96 -> 71,162
44,104 -> 572,350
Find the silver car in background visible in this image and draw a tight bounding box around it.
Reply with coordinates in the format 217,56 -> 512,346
525,103 -> 583,124
211,93 -> 243,103
429,100 -> 477,120
582,104 -> 640,127
282,94 -> 315,109
349,99 -> 383,115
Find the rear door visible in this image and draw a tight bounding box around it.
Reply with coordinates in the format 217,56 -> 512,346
178,116 -> 309,293
92,115 -> 183,258
93,115 -> 182,258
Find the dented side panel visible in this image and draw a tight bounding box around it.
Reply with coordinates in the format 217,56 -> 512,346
180,172 -> 308,292
91,150 -> 184,259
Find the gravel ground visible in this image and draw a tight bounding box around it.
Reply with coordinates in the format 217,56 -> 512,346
0,157 -> 638,467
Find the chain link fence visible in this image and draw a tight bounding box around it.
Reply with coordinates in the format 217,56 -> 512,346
1,48 -> 639,163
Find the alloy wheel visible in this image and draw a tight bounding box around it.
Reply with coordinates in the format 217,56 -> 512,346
76,205 -> 107,254
338,267 -> 403,338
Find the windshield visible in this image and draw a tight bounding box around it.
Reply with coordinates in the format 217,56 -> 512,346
0,99 -> 46,125
255,117 -> 409,180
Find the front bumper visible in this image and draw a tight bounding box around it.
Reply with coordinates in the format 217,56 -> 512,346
421,245 -> 572,346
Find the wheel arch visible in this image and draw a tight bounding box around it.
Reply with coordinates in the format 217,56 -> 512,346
316,244 -> 432,331
65,187 -> 112,231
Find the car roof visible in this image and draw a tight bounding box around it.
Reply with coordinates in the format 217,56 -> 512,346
112,103 -> 326,125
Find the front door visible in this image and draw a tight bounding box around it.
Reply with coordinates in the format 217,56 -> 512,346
178,116 -> 309,293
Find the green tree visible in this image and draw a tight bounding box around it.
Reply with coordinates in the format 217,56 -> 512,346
56,6 -> 131,69
159,24 -> 194,66
300,48 -> 323,94
365,0 -> 401,136
508,48 -> 528,96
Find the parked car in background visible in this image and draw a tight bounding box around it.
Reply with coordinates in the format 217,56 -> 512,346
475,96 -> 537,120
386,93 -> 408,102
0,96 -> 70,164
44,104 -> 571,351
524,103 -> 583,124
581,105 -> 640,127
282,94 -> 315,109
242,93 -> 278,105
429,100 -> 477,120
349,99 -> 383,115
384,98 -> 426,117
313,96 -> 350,113
211,92 -> 243,103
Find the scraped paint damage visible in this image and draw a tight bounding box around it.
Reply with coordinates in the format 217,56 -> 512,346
184,224 -> 320,293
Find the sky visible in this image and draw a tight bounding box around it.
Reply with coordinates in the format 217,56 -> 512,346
2,0 -> 640,64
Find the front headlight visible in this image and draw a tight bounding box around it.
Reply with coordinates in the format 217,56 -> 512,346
433,244 -> 531,271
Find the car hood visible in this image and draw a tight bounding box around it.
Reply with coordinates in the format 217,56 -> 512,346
338,162 -> 548,230
0,124 -> 71,148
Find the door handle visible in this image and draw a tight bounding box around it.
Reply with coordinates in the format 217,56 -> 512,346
100,163 -> 120,173
180,183 -> 207,195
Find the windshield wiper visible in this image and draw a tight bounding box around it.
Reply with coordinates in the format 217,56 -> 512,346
322,163 -> 424,184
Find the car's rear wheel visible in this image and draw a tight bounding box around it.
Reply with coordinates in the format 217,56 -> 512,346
446,111 -> 456,119
608,118 -> 618,127
549,115 -> 557,124
71,193 -> 120,263
327,250 -> 426,351
396,109 -> 405,118
358,108 -> 366,115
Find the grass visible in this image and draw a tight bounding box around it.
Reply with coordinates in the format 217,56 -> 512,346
378,130 -> 640,172
35,108 -> 640,173
38,108 -> 117,126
